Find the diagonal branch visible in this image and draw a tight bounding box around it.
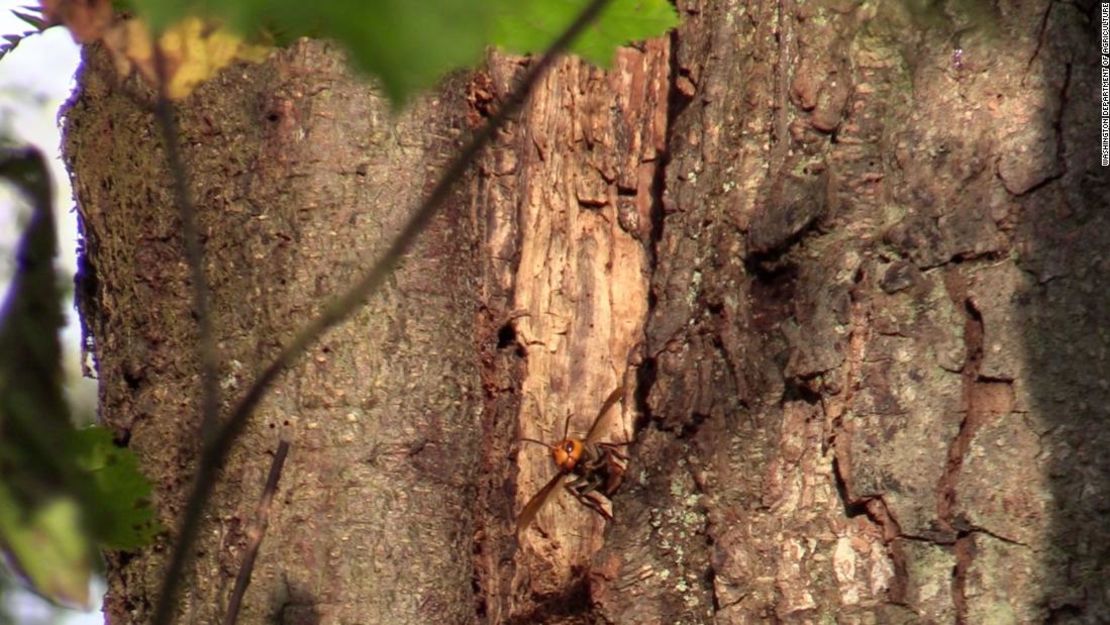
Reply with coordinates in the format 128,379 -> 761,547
222,439 -> 290,625
150,2 -> 613,624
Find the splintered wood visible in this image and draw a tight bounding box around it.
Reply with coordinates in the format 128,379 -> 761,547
493,41 -> 670,595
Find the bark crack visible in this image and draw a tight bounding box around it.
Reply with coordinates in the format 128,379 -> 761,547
648,28 -> 682,270
770,0 -> 795,174
636,25 -> 678,427
1051,60 -> 1072,179
965,525 -> 1029,548
1024,0 -> 1059,79
938,271 -> 987,625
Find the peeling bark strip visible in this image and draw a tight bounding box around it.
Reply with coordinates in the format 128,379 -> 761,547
472,41 -> 669,620
508,45 -> 662,567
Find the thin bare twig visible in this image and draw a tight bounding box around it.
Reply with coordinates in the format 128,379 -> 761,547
150,2 -> 612,623
222,439 -> 290,625
151,48 -> 222,444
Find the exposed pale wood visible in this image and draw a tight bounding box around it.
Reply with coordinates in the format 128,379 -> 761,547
479,43 -> 668,607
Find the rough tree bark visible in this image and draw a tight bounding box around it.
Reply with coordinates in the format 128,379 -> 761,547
62,0 -> 1105,624
585,1 -> 1107,624
65,42 -> 482,624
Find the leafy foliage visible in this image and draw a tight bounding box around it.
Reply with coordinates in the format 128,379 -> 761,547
102,17 -> 271,99
69,427 -> 160,550
492,0 -> 679,66
0,147 -> 159,606
126,0 -> 679,102
0,487 -> 93,608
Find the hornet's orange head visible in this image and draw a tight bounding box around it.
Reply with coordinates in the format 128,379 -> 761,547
552,438 -> 584,471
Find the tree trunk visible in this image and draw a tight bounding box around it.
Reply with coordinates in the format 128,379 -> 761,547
62,1 -> 1105,624
64,41 -> 482,624
588,1 -> 1107,624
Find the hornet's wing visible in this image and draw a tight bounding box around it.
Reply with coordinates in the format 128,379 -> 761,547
584,385 -> 624,445
516,472 -> 567,539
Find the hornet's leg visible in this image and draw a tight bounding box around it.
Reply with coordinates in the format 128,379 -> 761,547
577,492 -> 613,521
596,443 -> 629,495
565,474 -> 612,521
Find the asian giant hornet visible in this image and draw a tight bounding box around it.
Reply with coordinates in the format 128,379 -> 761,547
516,385 -> 629,538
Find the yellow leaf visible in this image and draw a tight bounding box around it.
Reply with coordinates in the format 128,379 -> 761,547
101,16 -> 272,100
0,489 -> 94,609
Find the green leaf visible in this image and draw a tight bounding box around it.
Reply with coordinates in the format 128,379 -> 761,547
243,0 -> 497,104
69,427 -> 161,550
120,0 -> 178,32
126,0 -> 678,104
493,0 -> 679,67
0,486 -> 94,609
